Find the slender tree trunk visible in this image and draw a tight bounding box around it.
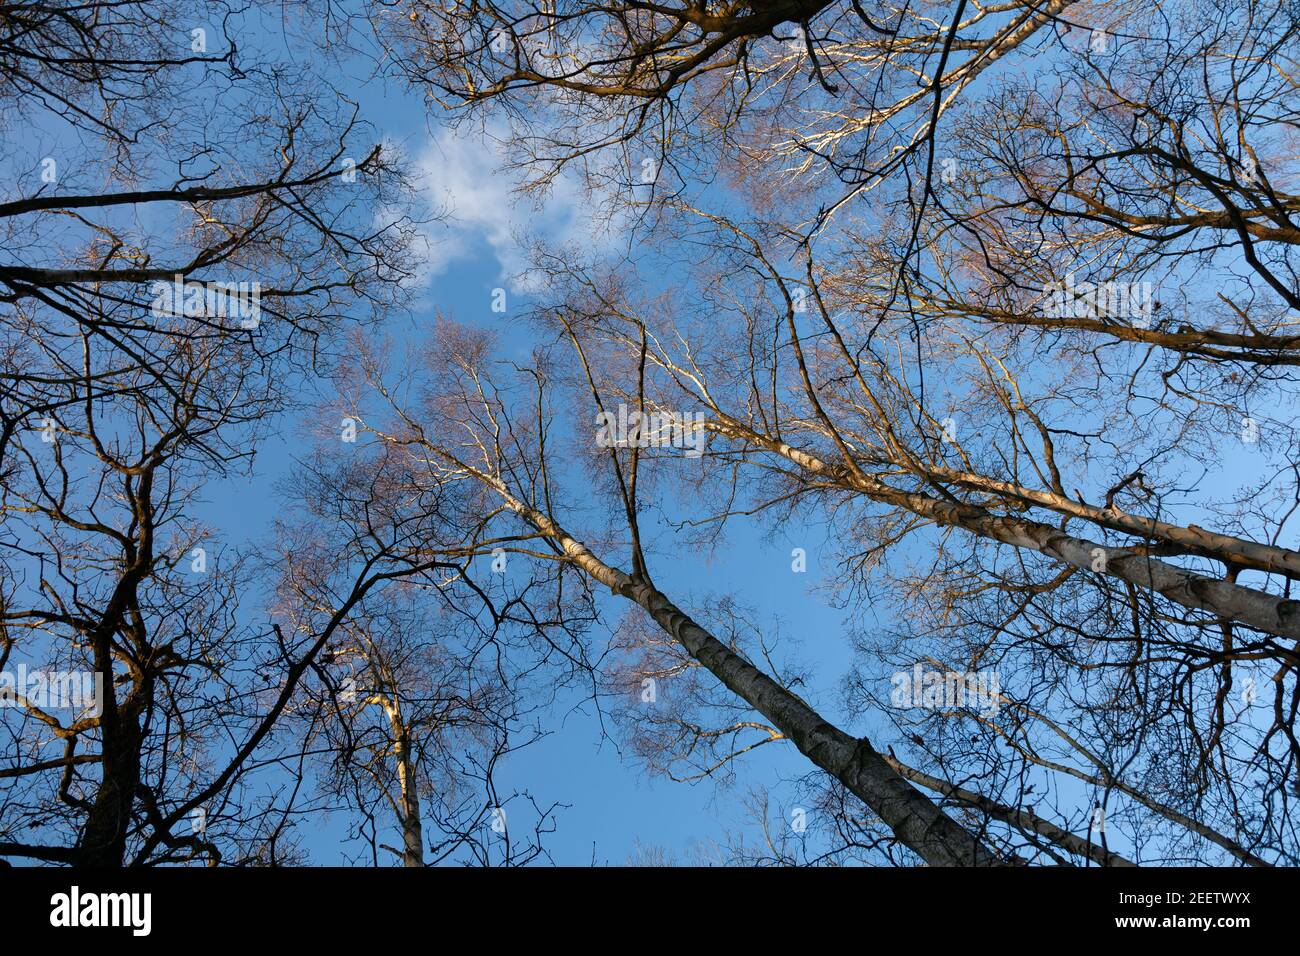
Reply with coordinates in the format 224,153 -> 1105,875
626,576 -> 1006,865
486,484 -> 1008,865
78,704 -> 144,867
397,740 -> 424,868
383,700 -> 424,867
882,754 -> 1135,867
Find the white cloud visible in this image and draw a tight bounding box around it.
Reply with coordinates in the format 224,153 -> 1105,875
412,122 -> 624,294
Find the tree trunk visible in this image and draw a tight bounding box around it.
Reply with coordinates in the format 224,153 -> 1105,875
499,489 -> 1008,865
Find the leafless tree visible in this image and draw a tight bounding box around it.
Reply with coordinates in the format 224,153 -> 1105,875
0,0 -> 429,865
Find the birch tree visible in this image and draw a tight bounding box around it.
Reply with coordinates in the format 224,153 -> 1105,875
268,434 -> 587,866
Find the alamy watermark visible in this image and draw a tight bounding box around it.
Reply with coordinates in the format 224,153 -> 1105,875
891,663 -> 1001,718
50,886 -> 151,936
0,665 -> 104,716
595,404 -> 706,458
149,274 -> 262,329
1042,273 -> 1154,326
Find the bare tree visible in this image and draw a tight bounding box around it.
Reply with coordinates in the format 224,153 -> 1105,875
265,430 -> 590,866
0,0 -> 428,866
